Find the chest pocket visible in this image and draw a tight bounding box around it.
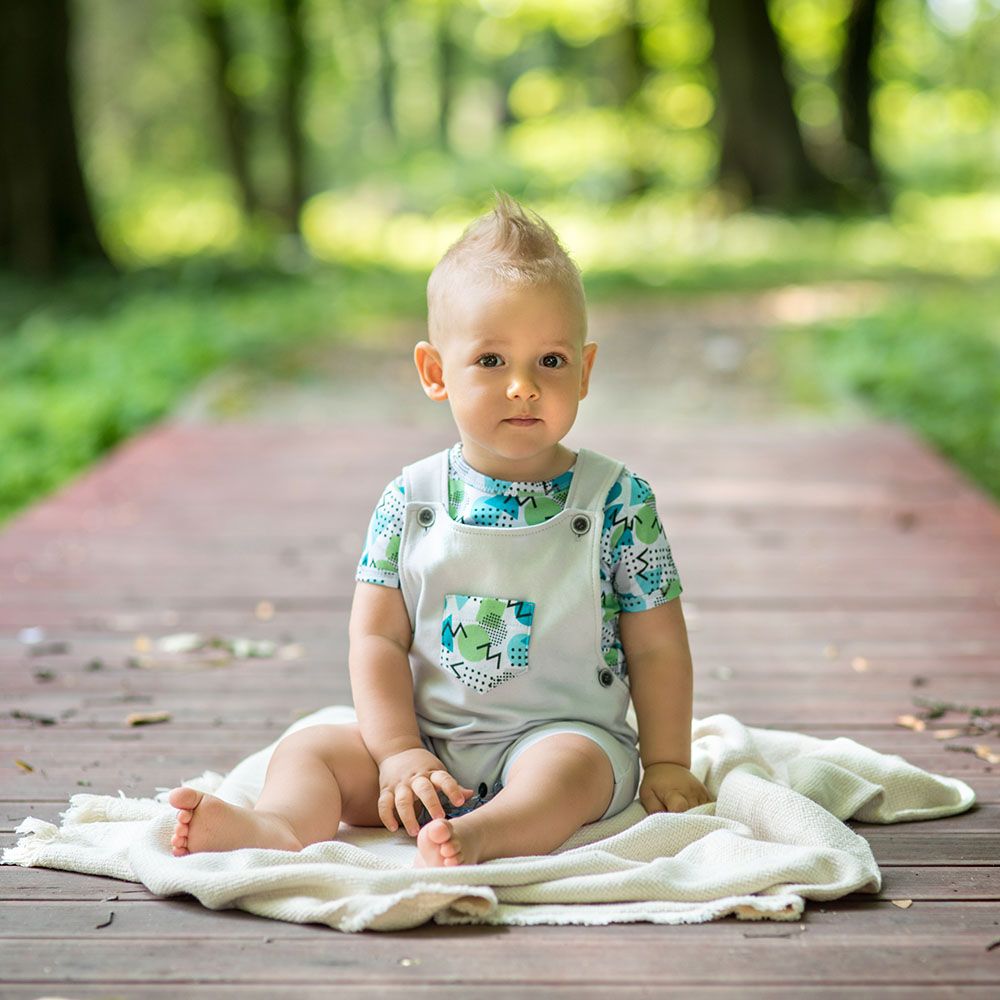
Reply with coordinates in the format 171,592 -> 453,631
440,593 -> 535,693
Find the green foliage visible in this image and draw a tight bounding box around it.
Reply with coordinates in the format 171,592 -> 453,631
71,0 -> 1000,263
777,280 -> 1000,499
0,263 -> 425,523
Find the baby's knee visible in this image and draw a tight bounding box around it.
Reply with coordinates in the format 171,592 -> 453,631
274,723 -> 346,760
526,733 -> 613,784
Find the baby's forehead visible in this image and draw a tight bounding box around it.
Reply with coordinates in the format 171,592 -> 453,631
433,285 -> 587,352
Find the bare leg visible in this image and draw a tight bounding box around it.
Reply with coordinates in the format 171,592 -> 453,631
169,723 -> 382,856
414,734 -> 614,868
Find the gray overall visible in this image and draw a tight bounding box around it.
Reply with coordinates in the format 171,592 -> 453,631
399,446 -> 641,823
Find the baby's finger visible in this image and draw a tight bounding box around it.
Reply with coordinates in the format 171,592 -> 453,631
665,791 -> 690,813
377,788 -> 399,832
431,770 -> 472,806
640,789 -> 665,814
411,774 -> 445,821
394,786 -> 420,837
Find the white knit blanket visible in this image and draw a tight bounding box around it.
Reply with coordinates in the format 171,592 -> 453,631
3,707 -> 974,932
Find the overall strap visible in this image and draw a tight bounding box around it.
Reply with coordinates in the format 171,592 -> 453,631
402,448 -> 449,505
564,447 -> 625,513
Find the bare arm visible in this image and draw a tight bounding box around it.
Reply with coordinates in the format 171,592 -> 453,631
348,580 -> 475,834
620,598 -> 693,768
619,597 -> 710,812
347,580 -> 423,765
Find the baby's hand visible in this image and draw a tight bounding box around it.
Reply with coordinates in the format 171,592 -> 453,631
377,748 -> 475,837
639,761 -> 711,814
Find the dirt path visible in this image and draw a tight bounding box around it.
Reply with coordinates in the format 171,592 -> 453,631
176,282 -> 886,429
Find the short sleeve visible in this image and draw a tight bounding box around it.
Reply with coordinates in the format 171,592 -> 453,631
606,470 -> 682,612
355,475 -> 406,589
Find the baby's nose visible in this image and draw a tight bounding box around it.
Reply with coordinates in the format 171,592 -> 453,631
506,374 -> 540,399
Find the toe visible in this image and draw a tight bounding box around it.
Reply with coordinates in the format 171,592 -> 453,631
426,819 -> 452,845
176,809 -> 193,824
168,786 -> 202,811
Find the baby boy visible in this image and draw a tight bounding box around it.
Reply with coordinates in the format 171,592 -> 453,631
169,192 -> 709,867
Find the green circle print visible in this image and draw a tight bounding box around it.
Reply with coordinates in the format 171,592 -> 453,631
457,623 -> 490,661
634,502 -> 660,543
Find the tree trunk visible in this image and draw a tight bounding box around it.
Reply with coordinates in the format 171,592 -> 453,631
620,0 -> 654,198
197,0 -> 259,218
839,0 -> 884,194
0,0 -> 111,276
275,0 -> 308,232
372,0 -> 398,141
436,2 -> 457,149
706,0 -> 836,210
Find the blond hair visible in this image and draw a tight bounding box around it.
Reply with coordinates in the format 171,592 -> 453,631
427,190 -> 586,344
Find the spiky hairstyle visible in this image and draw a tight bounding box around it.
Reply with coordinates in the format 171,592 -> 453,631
426,190 -> 586,344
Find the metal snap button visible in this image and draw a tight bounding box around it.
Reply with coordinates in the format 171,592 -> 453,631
598,667 -> 615,688
417,506 -> 436,527
571,514 -> 591,535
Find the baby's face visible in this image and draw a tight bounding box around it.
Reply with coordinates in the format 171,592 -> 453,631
414,281 -> 597,481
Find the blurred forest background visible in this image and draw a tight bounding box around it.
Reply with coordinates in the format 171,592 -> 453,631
0,0 -> 997,524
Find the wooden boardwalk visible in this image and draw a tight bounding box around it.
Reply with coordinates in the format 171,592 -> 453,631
2,419 -> 999,997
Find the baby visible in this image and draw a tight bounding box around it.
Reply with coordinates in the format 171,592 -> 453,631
169,192 -> 709,868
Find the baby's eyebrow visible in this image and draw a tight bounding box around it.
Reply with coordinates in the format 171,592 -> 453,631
472,340 -> 576,352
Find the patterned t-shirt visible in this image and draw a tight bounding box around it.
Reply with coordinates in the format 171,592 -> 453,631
356,442 -> 683,681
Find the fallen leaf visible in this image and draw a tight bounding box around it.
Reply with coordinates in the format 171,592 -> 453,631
890,899 -> 913,909
255,600 -> 275,621
134,635 -> 152,653
823,644 -> 839,659
896,714 -> 926,732
14,759 -> 33,772
851,657 -> 869,673
10,709 -> 57,726
125,711 -> 172,727
932,729 -> 963,740
278,643 -> 304,661
974,744 -> 1000,764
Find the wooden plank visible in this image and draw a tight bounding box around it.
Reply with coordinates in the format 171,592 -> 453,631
1,934 -> 999,986
1,989 -> 999,1000
1,899 -> 999,938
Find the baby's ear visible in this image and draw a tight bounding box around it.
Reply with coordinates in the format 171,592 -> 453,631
414,341 -> 448,401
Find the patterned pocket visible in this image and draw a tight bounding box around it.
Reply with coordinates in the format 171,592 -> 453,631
440,593 -> 535,693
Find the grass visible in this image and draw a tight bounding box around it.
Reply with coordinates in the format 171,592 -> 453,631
775,277 -> 1000,499
0,260 -> 426,524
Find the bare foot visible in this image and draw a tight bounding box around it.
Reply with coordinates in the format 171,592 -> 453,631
168,786 -> 303,857
414,817 -> 483,868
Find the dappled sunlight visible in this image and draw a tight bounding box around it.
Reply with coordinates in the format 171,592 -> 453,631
102,179 -> 243,265
295,187 -> 1000,286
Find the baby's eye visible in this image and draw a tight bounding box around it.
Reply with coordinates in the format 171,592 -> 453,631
541,354 -> 568,369
477,354 -> 502,368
